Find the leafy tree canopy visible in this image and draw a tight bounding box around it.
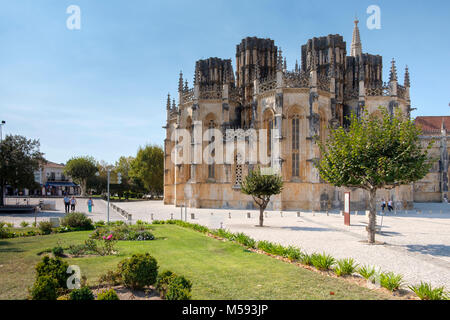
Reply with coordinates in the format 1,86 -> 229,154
129,145 -> 164,196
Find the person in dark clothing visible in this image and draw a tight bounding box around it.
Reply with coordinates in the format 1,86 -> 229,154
387,200 -> 394,212
381,199 -> 386,212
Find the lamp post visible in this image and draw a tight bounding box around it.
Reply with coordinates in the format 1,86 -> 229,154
107,169 -> 111,224
0,120 -> 5,142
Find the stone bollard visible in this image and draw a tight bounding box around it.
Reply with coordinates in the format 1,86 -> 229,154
326,210 -> 329,216
151,213 -> 154,220
247,212 -> 251,219
340,210 -> 343,216
265,212 -> 268,218
280,211 -> 283,218
170,213 -> 173,220
355,211 -> 358,216
312,211 -> 315,216
220,222 -> 223,229
211,212 -> 214,216
127,214 -> 132,224
191,213 -> 195,220
229,212 -> 231,219
365,210 -> 370,217
297,211 -> 301,217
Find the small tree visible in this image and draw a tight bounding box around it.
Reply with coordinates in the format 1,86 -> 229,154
240,168 -> 283,227
0,135 -> 45,206
130,145 -> 164,197
315,106 -> 434,243
64,156 -> 98,196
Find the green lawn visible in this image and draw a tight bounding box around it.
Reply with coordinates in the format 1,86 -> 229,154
0,224 -> 392,300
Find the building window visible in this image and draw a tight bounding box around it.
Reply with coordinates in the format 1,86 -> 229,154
292,117 -> 300,177
234,153 -> 243,187
208,120 -> 215,179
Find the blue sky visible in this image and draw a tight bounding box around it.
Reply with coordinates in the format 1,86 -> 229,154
0,0 -> 449,164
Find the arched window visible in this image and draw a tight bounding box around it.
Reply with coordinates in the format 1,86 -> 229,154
263,109 -> 274,158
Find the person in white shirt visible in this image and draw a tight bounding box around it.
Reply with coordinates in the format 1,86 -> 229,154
387,200 -> 394,212
70,197 -> 77,212
381,199 -> 386,212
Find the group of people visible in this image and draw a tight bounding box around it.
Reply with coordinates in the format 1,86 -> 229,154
63,195 -> 95,214
381,199 -> 394,212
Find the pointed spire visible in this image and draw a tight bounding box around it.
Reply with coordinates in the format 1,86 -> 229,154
295,60 -> 299,73
178,71 -> 183,92
172,99 -> 176,110
350,18 -> 362,57
389,58 -> 398,82
184,80 -> 188,92
404,65 -> 410,87
166,93 -> 171,110
277,47 -> 283,70
283,57 -> 287,71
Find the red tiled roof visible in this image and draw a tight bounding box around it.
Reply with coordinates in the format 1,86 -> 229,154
414,116 -> 450,134
42,161 -> 65,168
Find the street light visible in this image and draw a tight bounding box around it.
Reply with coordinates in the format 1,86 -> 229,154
0,120 -> 5,142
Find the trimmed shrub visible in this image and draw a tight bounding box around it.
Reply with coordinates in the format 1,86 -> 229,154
67,244 -> 86,257
30,275 -> 59,300
334,258 -> 358,277
60,212 -> 94,230
310,252 -> 335,271
165,282 -> 191,300
56,294 -> 70,300
35,256 -> 69,289
118,253 -> 158,289
283,246 -> 302,261
38,221 -> 53,235
98,270 -> 122,286
409,282 -> 449,300
379,272 -> 403,291
69,287 -> 95,300
97,289 -> 120,300
52,246 -> 64,257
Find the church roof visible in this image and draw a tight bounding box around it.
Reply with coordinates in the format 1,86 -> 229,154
414,116 -> 450,134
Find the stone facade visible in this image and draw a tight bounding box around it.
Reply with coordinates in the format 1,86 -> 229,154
413,117 -> 450,202
164,20 -> 416,211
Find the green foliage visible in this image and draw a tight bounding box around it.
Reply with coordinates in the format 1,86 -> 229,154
358,265 -> 378,281
379,272 -> 403,291
97,288 -> 120,300
60,212 -> 94,230
64,156 -> 98,196
38,221 -> 53,235
69,287 -> 95,300
35,256 -> 69,289
118,253 -> 159,289
98,270 -> 123,287
90,224 -> 154,241
0,221 -> 5,228
240,169 -> 283,226
234,232 -> 256,248
256,240 -> 286,256
6,222 -> 14,228
165,282 -> 192,300
409,282 -> 449,300
20,221 -> 30,228
156,270 -> 192,300
52,246 -> 64,257
30,275 -> 59,300
67,244 -> 86,257
0,135 -> 45,205
129,145 -> 164,196
283,246 -> 302,262
316,106 -> 434,190
299,252 -> 313,266
334,258 -> 358,277
310,253 -> 335,271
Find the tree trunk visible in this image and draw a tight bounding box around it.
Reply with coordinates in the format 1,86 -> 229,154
0,183 -> 4,206
259,206 -> 265,227
367,188 -> 377,244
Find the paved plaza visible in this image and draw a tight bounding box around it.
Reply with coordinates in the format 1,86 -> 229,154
1,198 -> 450,289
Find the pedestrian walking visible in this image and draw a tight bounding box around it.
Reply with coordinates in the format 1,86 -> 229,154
87,197 -> 94,213
381,199 -> 386,212
70,196 -> 77,212
388,200 -> 394,212
63,195 -> 70,214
